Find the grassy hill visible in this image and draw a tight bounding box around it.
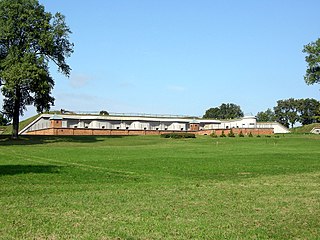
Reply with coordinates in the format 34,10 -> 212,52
1,114 -> 40,135
291,123 -> 320,134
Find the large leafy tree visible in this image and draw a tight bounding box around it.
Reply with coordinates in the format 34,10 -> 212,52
296,98 -> 320,125
0,0 -> 73,139
256,108 -> 276,122
203,103 -> 244,119
303,38 -> 320,85
272,98 -> 320,127
274,98 -> 299,128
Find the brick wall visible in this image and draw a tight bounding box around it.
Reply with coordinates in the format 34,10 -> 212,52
195,128 -> 274,136
25,127 -> 274,136
50,120 -> 62,128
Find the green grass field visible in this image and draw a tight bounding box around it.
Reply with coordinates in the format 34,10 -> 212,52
1,134 -> 320,239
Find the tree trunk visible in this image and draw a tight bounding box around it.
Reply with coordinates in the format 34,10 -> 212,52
11,87 -> 21,139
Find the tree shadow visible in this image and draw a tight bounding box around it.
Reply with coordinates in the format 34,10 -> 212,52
0,135 -> 124,145
0,165 -> 62,176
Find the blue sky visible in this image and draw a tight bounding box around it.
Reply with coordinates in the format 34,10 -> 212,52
2,0 -> 320,118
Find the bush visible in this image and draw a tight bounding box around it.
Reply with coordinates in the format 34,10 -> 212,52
220,130 -> 226,137
227,129 -> 235,137
160,133 -> 196,139
248,132 -> 253,137
238,130 -> 245,137
210,131 -> 218,138
99,110 -> 109,116
256,135 -> 261,138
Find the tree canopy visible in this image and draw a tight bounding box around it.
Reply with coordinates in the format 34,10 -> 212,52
274,98 -> 299,128
203,103 -> 244,119
0,0 -> 73,138
256,108 -> 276,122
272,98 -> 320,128
303,38 -> 320,85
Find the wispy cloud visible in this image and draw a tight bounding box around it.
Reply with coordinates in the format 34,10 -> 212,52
53,92 -> 134,113
69,73 -> 92,88
167,85 -> 186,92
118,81 -> 136,89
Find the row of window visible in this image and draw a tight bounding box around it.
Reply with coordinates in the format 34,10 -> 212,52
73,125 -> 185,131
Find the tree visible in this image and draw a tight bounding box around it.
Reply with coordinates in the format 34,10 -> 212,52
203,103 -> 244,119
219,103 -> 244,119
0,0 -> 73,139
274,98 -> 299,128
203,107 -> 220,119
303,38 -> 320,85
273,98 -> 320,127
256,108 -> 276,122
296,98 -> 320,125
99,110 -> 109,116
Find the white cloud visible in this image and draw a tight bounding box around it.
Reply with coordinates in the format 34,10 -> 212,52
69,73 -> 92,88
118,81 -> 136,89
167,85 -> 186,92
52,92 -> 138,114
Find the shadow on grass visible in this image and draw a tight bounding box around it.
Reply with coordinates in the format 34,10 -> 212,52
0,135 -> 125,145
0,165 -> 62,176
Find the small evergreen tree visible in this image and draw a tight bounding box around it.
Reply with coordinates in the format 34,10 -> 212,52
227,129 -> 235,137
220,130 -> 226,137
210,131 -> 218,138
238,130 -> 245,137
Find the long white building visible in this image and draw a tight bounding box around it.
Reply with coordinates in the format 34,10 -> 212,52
19,113 -> 290,135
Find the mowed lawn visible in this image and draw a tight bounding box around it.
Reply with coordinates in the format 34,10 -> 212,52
0,135 -> 320,239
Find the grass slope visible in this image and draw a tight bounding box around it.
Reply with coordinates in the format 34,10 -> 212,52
0,135 -> 320,239
1,114 -> 40,135
291,123 -> 320,134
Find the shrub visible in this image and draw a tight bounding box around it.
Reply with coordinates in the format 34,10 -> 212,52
238,130 -> 245,137
256,135 -> 261,138
227,129 -> 235,137
248,132 -> 253,137
220,130 -> 226,137
99,110 -> 109,116
160,133 -> 196,139
210,131 -> 218,138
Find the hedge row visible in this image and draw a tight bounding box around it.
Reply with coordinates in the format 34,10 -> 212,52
161,133 -> 196,139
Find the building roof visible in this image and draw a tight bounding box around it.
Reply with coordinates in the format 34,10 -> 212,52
49,114 -> 63,120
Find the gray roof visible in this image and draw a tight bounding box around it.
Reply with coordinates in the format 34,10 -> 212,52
49,114 -> 63,120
